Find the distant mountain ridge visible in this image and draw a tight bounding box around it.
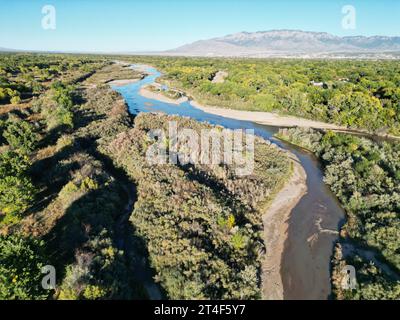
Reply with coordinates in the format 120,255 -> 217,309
167,30 -> 400,58
2,30 -> 400,58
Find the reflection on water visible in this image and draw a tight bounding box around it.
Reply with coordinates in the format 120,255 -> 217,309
112,65 -> 346,300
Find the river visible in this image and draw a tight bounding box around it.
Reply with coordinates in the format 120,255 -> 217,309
112,65 -> 346,300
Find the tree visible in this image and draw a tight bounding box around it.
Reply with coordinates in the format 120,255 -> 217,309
328,92 -> 384,130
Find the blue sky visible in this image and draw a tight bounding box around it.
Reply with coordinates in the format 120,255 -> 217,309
0,0 -> 399,52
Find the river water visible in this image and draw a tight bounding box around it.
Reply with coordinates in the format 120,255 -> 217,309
112,65 -> 346,300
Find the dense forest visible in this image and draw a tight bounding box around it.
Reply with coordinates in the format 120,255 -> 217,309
123,56 -> 400,136
277,128 -> 400,299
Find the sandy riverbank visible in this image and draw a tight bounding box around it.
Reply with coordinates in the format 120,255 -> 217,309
139,86 -> 189,105
189,101 -> 400,140
261,154 -> 307,300
190,101 -> 347,130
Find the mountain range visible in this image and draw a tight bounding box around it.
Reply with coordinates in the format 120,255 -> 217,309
166,30 -> 400,58
2,30 -> 400,58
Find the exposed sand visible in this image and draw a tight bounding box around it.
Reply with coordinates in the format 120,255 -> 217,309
107,79 -> 141,86
261,154 -> 307,300
139,87 -> 189,105
190,101 -> 347,131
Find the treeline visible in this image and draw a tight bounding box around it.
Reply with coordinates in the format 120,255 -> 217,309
121,56 -> 400,136
277,127 -> 400,299
103,113 -> 291,299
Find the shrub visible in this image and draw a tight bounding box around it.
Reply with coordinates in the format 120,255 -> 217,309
0,151 -> 36,224
0,234 -> 50,300
3,119 -> 38,154
10,95 -> 21,105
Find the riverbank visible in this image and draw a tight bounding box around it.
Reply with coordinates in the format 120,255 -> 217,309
261,154 -> 307,300
190,101 -> 349,131
191,101 -> 400,141
139,86 -> 188,105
